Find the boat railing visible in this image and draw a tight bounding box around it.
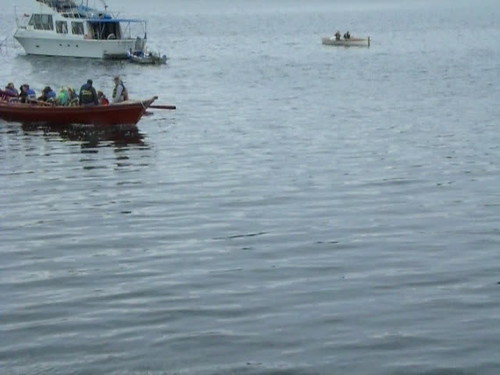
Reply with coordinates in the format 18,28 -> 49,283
14,7 -> 31,28
36,0 -> 79,12
35,0 -> 106,19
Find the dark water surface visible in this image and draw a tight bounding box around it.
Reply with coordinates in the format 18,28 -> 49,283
1,0 -> 500,374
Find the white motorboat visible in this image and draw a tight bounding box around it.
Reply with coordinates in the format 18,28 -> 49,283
322,36 -> 370,47
129,51 -> 168,65
14,0 -> 147,59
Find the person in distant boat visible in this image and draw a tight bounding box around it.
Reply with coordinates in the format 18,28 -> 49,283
39,86 -> 57,102
79,79 -> 98,106
335,31 -> 341,41
343,31 -> 351,40
112,76 -> 129,103
19,84 -> 36,103
97,91 -> 109,105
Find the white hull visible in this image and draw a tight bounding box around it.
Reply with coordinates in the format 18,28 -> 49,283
322,36 -> 370,47
14,33 -> 136,59
14,0 -> 147,59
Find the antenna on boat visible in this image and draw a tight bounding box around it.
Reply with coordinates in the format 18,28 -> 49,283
14,5 -> 19,27
99,0 -> 108,12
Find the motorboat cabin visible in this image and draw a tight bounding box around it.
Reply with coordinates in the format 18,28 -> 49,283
14,0 -> 147,59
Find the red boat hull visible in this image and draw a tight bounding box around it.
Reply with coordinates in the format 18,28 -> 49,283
0,97 -> 157,126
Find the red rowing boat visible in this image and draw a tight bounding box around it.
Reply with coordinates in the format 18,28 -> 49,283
0,96 -> 159,126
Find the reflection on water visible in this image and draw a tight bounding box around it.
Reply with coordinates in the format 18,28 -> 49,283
13,54 -> 127,78
20,123 -> 147,149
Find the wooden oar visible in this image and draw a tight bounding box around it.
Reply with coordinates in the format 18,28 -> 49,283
149,104 -> 176,110
32,100 -> 55,106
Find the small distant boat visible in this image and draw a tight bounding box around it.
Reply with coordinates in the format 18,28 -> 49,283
0,96 -> 160,126
128,50 -> 167,65
14,0 -> 148,59
322,36 -> 370,47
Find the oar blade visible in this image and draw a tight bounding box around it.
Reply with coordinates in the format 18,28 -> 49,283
149,104 -> 176,110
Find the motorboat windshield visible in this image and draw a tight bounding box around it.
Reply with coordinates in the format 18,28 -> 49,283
36,0 -> 79,11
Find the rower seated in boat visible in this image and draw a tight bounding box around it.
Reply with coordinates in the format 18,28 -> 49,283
1,83 -> 19,102
19,84 -> 37,104
335,31 -> 341,41
98,91 -> 109,105
4,83 -> 19,97
39,86 -> 57,103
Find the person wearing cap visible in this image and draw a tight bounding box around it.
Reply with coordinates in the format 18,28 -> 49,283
79,79 -> 98,105
112,76 -> 128,103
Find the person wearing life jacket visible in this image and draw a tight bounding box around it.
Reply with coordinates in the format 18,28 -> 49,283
56,87 -> 71,106
79,79 -> 98,106
97,91 -> 109,105
1,83 -> 18,102
19,84 -> 36,103
4,82 -> 19,97
39,86 -> 57,103
112,76 -> 129,103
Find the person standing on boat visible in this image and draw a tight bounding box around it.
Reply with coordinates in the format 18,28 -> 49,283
335,31 -> 341,41
79,79 -> 98,106
112,76 -> 129,103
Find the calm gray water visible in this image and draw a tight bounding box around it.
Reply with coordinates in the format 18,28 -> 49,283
1,0 -> 500,374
